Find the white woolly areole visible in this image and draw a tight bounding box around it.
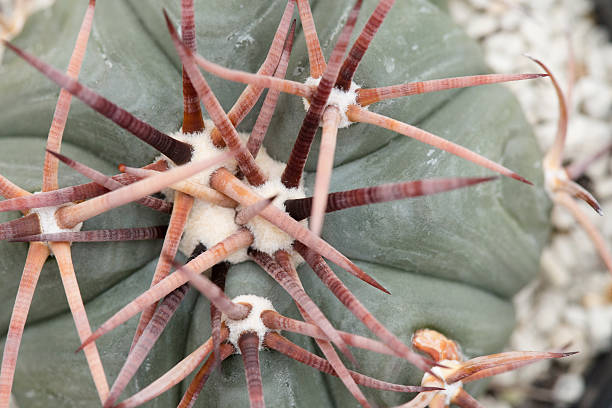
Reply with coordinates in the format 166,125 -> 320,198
162,121 -> 306,264
245,178 -> 307,256
543,162 -> 570,198
423,359 -> 463,405
29,196 -> 83,253
167,121 -> 239,185
442,380 -> 463,405
302,76 -> 361,128
222,294 -> 278,352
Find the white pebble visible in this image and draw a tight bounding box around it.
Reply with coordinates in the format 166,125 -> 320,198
535,291 -> 567,332
448,1 -> 472,24
516,359 -> 551,385
484,32 -> 524,57
550,205 -> 576,231
477,396 -> 513,408
500,10 -> 521,31
541,247 -> 571,287
467,0 -> 490,10
595,179 -> 612,201
564,306 -> 587,328
587,307 -> 612,351
466,14 -> 499,38
576,77 -> 612,119
489,370 -> 518,388
602,202 -> 612,236
550,235 -> 578,270
552,373 -> 585,403
548,324 -> 581,350
511,324 -> 549,351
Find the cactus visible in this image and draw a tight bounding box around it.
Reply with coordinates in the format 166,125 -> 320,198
0,0 -> 555,407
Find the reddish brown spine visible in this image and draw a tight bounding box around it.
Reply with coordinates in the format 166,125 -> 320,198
238,332 -> 265,408
281,0 -> 362,188
247,20 -> 296,158
285,177 -> 496,220
178,342 -> 234,408
3,41 -> 193,164
103,284 -> 190,408
249,249 -> 355,364
0,243 -> 49,406
335,0 -> 395,90
210,0 -> 296,147
10,226 -> 167,242
180,0 -> 205,133
0,161 -> 167,213
209,261 -> 228,371
294,241 -> 433,373
0,214 -> 41,241
264,333 -> 435,393
130,192 -> 194,351
164,12 -> 267,186
48,150 -> 172,213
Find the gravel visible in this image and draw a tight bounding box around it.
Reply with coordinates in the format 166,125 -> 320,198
449,0 -> 612,406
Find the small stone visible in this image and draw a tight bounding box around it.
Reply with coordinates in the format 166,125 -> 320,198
587,307 -> 612,350
534,291 -> 566,332
448,1 -> 472,24
541,248 -> 571,287
484,32 -> 524,57
530,0 -> 556,12
584,151 -> 610,179
478,396 -> 513,408
565,306 -> 587,328
550,235 -> 578,271
490,369 -> 519,388
549,324 -> 585,351
511,325 -> 549,352
595,179 -> 612,201
577,77 -> 612,119
602,202 -> 612,236
467,0 -> 490,10
583,287 -> 612,308
567,116 -> 610,161
586,38 -> 612,79
520,20 -> 548,49
500,10 -> 521,31
486,52 -> 516,75
552,373 -> 585,403
550,205 -> 576,232
603,47 -> 612,73
513,280 -> 538,320
571,228 -> 598,267
567,0 -> 593,16
515,359 -> 551,386
466,14 -> 498,38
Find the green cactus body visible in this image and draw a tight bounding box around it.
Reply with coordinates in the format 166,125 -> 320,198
0,0 -> 550,407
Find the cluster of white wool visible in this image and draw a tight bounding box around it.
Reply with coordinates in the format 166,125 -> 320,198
425,359 -> 464,405
163,121 -> 306,264
222,294 -> 279,352
29,195 -> 82,253
302,77 -> 361,128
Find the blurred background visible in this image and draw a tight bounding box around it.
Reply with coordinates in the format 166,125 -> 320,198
448,0 -> 612,407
